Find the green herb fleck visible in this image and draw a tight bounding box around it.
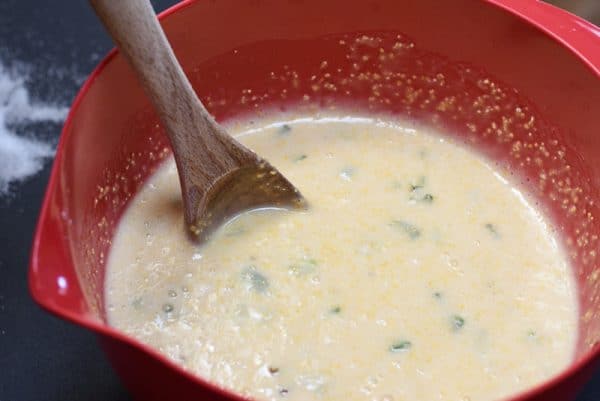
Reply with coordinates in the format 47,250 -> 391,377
131,297 -> 143,310
279,388 -> 289,396
162,303 -> 174,313
408,176 -> 434,203
289,258 -> 318,276
433,292 -> 443,300
410,192 -> 434,203
484,223 -> 500,238
389,340 -> 412,352
527,330 -> 541,343
293,154 -> 308,162
339,167 -> 355,181
241,266 -> 269,293
278,124 -> 292,135
390,220 -> 421,239
422,193 -> 434,202
409,176 -> 426,191
329,305 -> 342,314
451,315 -> 465,331
168,290 -> 177,298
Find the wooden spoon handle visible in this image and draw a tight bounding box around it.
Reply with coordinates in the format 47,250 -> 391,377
89,0 -> 257,184
89,0 -> 305,240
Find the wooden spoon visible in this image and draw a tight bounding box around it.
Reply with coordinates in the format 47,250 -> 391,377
89,0 -> 306,241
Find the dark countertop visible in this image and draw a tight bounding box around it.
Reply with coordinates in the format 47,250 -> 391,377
0,1 -> 598,400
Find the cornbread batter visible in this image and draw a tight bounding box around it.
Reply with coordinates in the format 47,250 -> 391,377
106,116 -> 577,401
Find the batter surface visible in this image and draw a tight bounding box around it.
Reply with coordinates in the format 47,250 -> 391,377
106,116 -> 577,401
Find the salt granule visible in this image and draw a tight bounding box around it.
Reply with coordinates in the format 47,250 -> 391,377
0,60 -> 68,195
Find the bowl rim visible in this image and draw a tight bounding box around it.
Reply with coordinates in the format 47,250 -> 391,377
29,1 -> 600,400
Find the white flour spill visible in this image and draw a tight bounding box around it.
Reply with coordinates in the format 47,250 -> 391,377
0,60 -> 69,196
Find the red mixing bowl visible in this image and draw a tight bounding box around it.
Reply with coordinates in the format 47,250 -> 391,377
29,0 -> 600,400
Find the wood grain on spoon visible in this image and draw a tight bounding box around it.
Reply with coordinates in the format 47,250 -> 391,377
89,0 -> 306,242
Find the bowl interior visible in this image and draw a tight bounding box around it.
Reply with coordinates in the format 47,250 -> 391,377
30,0 -> 600,397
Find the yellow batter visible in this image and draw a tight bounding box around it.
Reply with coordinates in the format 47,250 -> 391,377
106,116 -> 577,401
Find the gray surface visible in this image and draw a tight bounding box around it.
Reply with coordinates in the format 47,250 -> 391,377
0,1 -> 598,400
